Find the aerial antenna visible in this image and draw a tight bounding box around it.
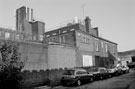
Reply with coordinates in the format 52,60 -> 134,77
82,3 -> 85,19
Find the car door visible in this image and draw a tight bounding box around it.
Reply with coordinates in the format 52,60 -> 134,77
76,70 -> 88,82
99,68 -> 107,78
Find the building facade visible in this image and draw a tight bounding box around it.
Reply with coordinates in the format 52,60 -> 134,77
118,50 -> 135,66
0,6 -> 118,70
16,6 -> 44,41
44,16 -> 118,68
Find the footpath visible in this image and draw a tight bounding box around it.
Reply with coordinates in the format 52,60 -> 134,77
129,68 -> 135,89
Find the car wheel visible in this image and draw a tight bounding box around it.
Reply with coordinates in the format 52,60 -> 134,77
100,76 -> 103,80
90,77 -> 93,82
77,80 -> 81,86
109,75 -> 111,78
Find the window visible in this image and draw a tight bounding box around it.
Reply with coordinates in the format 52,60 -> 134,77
63,70 -> 75,75
46,35 -> 50,37
60,35 -> 65,43
33,35 -> 36,40
5,32 -> 10,39
15,34 -> 20,40
95,39 -> 99,51
99,69 -> 107,73
39,35 -> 43,41
52,33 -> 57,36
83,36 -> 86,43
101,41 -> 104,48
70,28 -> 75,31
76,70 -> 87,75
105,43 -> 108,52
62,30 -> 67,33
90,68 -> 98,72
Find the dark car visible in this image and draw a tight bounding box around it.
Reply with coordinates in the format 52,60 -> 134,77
86,67 -> 110,80
61,68 -> 94,86
115,66 -> 123,75
121,65 -> 129,74
107,67 -> 117,77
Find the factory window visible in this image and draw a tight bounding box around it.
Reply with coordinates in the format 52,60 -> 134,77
62,30 -> 67,33
113,46 -> 116,53
39,35 -> 43,41
33,36 -> 36,40
105,43 -> 108,52
52,33 -> 57,36
21,34 -> 24,40
77,33 -> 81,36
49,37 -> 53,42
46,34 -> 50,37
95,39 -> 99,51
5,32 -> 10,39
60,35 -> 65,43
101,41 -> 104,48
15,34 -> 20,40
83,36 -> 86,43
52,36 -> 59,43
86,38 -> 89,44
70,28 -> 75,31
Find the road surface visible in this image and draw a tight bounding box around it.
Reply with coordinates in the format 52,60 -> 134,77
35,68 -> 135,89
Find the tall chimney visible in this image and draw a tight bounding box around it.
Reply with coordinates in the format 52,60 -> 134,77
31,8 -> 33,21
85,16 -> 91,34
27,7 -> 29,21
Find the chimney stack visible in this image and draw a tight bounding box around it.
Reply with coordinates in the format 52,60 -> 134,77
31,8 -> 33,21
27,7 -> 29,21
85,16 -> 91,34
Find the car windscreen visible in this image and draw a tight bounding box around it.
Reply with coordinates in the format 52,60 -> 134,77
99,69 -> 106,73
89,68 -> 98,72
63,70 -> 75,75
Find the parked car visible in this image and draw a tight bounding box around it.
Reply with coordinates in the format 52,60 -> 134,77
115,66 -> 123,75
121,65 -> 129,73
86,67 -> 110,80
61,68 -> 94,86
107,67 -> 117,77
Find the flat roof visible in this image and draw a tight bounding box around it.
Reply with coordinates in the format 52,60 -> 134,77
44,23 -> 117,45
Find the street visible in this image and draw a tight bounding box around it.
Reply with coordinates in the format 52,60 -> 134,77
35,68 -> 135,89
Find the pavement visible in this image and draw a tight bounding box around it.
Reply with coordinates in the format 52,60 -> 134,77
128,69 -> 135,89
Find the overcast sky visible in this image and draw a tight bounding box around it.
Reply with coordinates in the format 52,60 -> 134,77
0,0 -> 135,52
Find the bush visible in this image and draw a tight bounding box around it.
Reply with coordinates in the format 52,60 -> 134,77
0,67 -> 22,89
0,40 -> 25,89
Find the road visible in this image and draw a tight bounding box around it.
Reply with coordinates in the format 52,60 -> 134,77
35,68 -> 135,89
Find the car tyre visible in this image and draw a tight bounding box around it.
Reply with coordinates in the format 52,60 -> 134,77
100,76 -> 103,80
109,74 -> 111,78
90,77 -> 93,82
77,80 -> 81,86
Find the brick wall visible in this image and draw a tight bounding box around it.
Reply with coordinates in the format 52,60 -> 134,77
18,41 -> 48,71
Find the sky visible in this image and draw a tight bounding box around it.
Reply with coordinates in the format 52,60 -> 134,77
0,0 -> 135,52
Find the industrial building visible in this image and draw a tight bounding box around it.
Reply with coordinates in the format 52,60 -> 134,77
44,16 -> 118,68
118,50 -> 135,66
16,6 -> 44,41
0,6 -> 118,70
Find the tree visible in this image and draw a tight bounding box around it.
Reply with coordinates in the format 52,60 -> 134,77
0,40 -> 25,89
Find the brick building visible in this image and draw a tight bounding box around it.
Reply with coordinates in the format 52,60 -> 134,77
16,6 -> 44,41
44,16 -> 118,68
118,50 -> 135,66
0,6 -> 118,70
